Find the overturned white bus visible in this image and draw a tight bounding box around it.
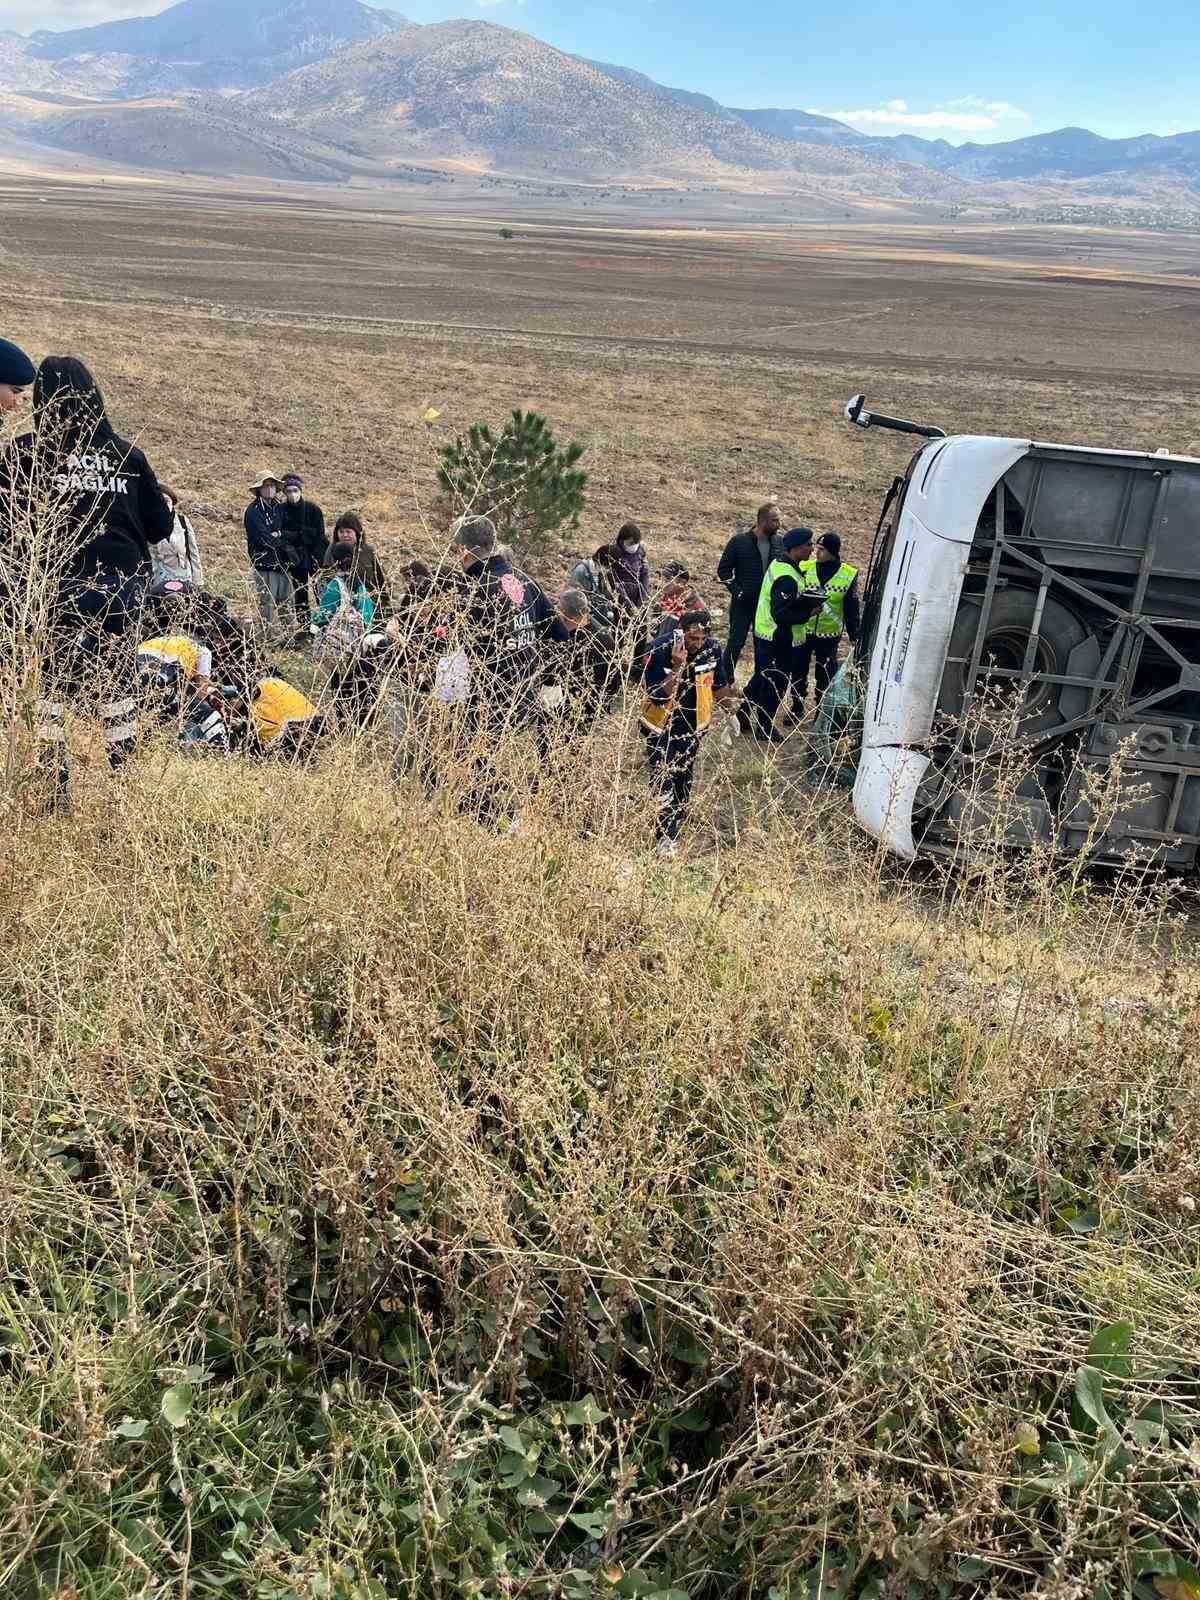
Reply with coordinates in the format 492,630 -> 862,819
845,395 -> 1200,868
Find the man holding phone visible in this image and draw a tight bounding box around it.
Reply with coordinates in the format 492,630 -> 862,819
640,607 -> 734,860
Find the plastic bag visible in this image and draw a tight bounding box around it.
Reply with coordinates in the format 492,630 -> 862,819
434,649 -> 471,706
313,577 -> 366,662
812,659 -> 862,786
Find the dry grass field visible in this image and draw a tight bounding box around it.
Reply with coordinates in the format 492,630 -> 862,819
5,177 -> 1200,592
2,176 -> 1200,1599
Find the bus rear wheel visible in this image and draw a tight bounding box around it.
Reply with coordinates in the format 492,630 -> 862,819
938,587 -> 1089,746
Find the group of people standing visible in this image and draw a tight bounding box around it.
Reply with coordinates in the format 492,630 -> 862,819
717,502 -> 861,741
243,471 -> 391,637
0,334 -> 861,854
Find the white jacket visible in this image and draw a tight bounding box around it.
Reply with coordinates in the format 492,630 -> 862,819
151,510 -> 204,587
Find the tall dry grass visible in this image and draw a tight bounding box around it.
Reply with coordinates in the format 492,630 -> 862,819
1,437 -> 1199,1598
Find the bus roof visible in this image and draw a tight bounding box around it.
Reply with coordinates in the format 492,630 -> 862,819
929,436 -> 1200,469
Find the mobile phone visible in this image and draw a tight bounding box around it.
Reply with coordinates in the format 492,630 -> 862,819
673,628 -> 684,650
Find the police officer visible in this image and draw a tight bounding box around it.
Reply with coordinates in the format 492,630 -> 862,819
738,528 -> 823,741
796,532 -> 860,712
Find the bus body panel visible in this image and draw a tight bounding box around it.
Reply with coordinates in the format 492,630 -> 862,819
853,430 -> 1200,865
854,746 -> 929,859
854,437 -> 1029,850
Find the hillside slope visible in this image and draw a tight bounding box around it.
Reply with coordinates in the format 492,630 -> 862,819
0,92 -> 352,181
26,0 -> 407,92
263,18 -> 966,198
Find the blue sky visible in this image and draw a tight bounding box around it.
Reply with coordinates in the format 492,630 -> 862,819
23,0 -> 1200,143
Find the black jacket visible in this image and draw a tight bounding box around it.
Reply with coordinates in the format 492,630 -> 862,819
461,555 -> 553,709
717,529 -> 783,608
767,565 -> 826,639
2,428 -> 173,579
539,615 -> 619,712
643,629 -> 730,735
279,498 -> 326,577
244,496 -> 294,573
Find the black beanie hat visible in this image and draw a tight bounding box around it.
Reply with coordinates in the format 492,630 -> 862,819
817,531 -> 842,556
0,339 -> 35,388
781,527 -> 814,552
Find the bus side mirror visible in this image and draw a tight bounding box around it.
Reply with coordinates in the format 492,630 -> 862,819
845,393 -> 870,429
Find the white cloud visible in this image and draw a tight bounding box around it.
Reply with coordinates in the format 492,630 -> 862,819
5,0 -> 171,31
946,96 -> 1031,119
807,96 -> 1031,134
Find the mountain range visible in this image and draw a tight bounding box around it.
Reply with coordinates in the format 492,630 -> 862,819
1,0 -> 1197,211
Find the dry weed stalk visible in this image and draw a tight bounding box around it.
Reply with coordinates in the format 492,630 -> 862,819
0,456 -> 1198,1598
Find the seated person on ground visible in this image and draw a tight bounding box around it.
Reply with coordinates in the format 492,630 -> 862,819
311,544 -> 376,657
225,674 -> 325,761
136,579 -> 243,754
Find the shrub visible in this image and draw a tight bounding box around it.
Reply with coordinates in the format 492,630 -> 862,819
3,423 -> 1200,1598
436,408 -> 587,552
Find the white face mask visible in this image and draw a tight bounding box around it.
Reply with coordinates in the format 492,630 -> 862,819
622,541 -> 642,555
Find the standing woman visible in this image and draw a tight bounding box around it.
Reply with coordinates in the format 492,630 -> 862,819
610,522 -> 650,613
244,473 -> 292,628
610,520 -> 651,678
151,486 -> 204,586
323,511 -> 391,612
3,354 -> 173,796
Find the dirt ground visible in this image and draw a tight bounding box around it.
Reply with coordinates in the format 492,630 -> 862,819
4,174 -> 1200,601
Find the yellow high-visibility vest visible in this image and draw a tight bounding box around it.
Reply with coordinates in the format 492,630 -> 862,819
753,559 -> 817,645
138,634 -> 207,679
251,678 -> 319,748
802,562 -> 857,638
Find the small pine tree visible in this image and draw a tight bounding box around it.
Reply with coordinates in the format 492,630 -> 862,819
436,409 -> 587,552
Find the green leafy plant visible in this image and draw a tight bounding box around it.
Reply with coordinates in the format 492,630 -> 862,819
436,408 -> 588,551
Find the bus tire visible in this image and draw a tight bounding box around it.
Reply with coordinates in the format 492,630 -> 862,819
938,587 -> 1089,744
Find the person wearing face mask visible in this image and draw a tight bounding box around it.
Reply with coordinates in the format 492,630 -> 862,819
277,471 -> 326,633
244,473 -> 295,629
610,521 -> 650,613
